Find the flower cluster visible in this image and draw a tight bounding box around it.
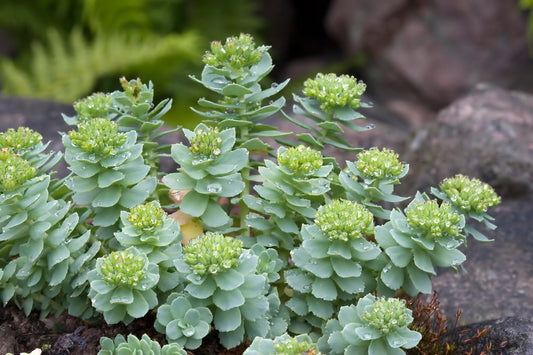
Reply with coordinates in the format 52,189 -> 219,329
74,92 -> 112,120
303,73 -> 366,113
360,297 -> 410,334
245,333 -> 319,355
0,151 -> 36,192
203,33 -> 266,73
119,76 -> 143,102
127,201 -> 166,231
189,126 -> 223,160
406,200 -> 462,240
68,118 -> 127,157
99,250 -> 146,287
315,200 -> 375,241
183,232 -> 243,275
439,174 -> 501,213
355,147 -> 405,181
277,145 -> 323,177
0,127 -> 42,150
98,333 -> 186,355
321,294 -> 421,354
274,334 -> 316,354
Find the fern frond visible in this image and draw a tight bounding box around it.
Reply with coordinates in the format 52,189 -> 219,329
1,28 -> 201,102
83,0 -> 150,34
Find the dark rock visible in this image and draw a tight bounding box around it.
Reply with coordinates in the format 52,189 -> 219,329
326,0 -> 533,125
442,317 -> 533,355
401,83 -> 533,199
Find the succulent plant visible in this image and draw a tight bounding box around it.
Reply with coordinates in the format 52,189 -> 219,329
243,145 -> 332,251
375,193 -> 466,296
162,124 -> 247,229
284,200 -> 381,333
161,232 -> 276,349
114,201 -> 183,292
63,118 -> 156,238
98,333 -> 187,355
71,92 -> 113,122
244,333 -> 320,355
155,293 -> 213,349
320,294 -> 421,355
432,174 -> 501,242
87,248 -> 159,324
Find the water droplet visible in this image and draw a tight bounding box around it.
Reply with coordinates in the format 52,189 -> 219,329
362,334 -> 372,340
271,83 -> 279,88
213,78 -> 226,85
365,124 -> 376,130
206,183 -> 222,194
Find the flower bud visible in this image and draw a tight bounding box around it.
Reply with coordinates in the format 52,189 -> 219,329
68,118 -> 127,157
277,145 -> 323,177
0,151 -> 36,192
0,127 -> 42,150
355,147 -> 404,181
315,200 -> 374,241
439,174 -> 501,213
406,200 -> 462,240
99,250 -> 146,287
189,126 -> 223,160
303,73 -> 366,113
127,201 -> 165,231
202,33 -> 266,72
361,297 -> 410,334
74,92 -> 112,120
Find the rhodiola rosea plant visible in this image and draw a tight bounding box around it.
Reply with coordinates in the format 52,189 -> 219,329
0,33 -> 501,354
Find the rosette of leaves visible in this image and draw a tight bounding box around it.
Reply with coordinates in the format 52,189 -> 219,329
114,201 -> 183,292
431,174 -> 501,243
98,333 -> 186,355
339,147 -> 409,219
319,294 -> 421,355
87,248 -> 159,324
375,193 -> 467,296
244,333 -> 320,355
284,200 -> 381,334
0,151 -> 93,317
280,73 -> 371,154
63,118 -> 157,237
168,232 -> 275,349
154,292 -> 213,350
243,145 -> 332,250
190,33 -> 290,153
162,124 -> 247,229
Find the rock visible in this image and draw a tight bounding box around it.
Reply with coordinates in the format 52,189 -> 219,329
442,317 -> 533,355
401,83 -> 533,199
326,0 -> 533,125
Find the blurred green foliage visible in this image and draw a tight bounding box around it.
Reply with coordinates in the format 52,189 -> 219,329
0,0 -> 264,127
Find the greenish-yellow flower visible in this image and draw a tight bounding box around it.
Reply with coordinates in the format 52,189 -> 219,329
439,174 -> 501,213
128,201 -> 165,231
277,145 -> 323,177
183,232 -> 243,276
406,200 -> 462,240
69,118 -> 127,157
0,127 -> 42,150
120,77 -> 143,102
99,250 -> 146,287
355,147 -> 404,180
315,200 -> 375,241
361,297 -> 410,334
0,150 -> 36,192
274,336 -> 316,355
203,33 -> 266,73
303,73 -> 366,113
74,92 -> 112,120
189,126 -> 223,160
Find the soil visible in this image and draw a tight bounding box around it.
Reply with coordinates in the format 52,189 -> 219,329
0,304 -> 247,355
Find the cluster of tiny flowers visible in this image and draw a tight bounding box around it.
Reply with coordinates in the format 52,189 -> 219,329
69,118 -> 127,157
439,174 -> 501,213
74,92 -> 112,120
361,298 -> 410,334
202,33 -> 265,72
0,127 -> 42,150
183,232 -> 243,276
274,337 -> 316,355
277,145 -> 323,176
406,200 -> 462,240
189,126 -> 223,160
120,77 -> 143,102
100,251 -> 146,287
128,202 -> 165,231
355,147 -> 404,180
302,73 -> 366,113
315,200 -> 375,241
0,150 -> 36,192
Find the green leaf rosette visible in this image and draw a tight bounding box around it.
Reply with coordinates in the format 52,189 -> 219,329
319,294 -> 421,355
375,193 -> 466,296
98,333 -> 186,355
88,248 -> 159,324
163,124 -> 247,229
